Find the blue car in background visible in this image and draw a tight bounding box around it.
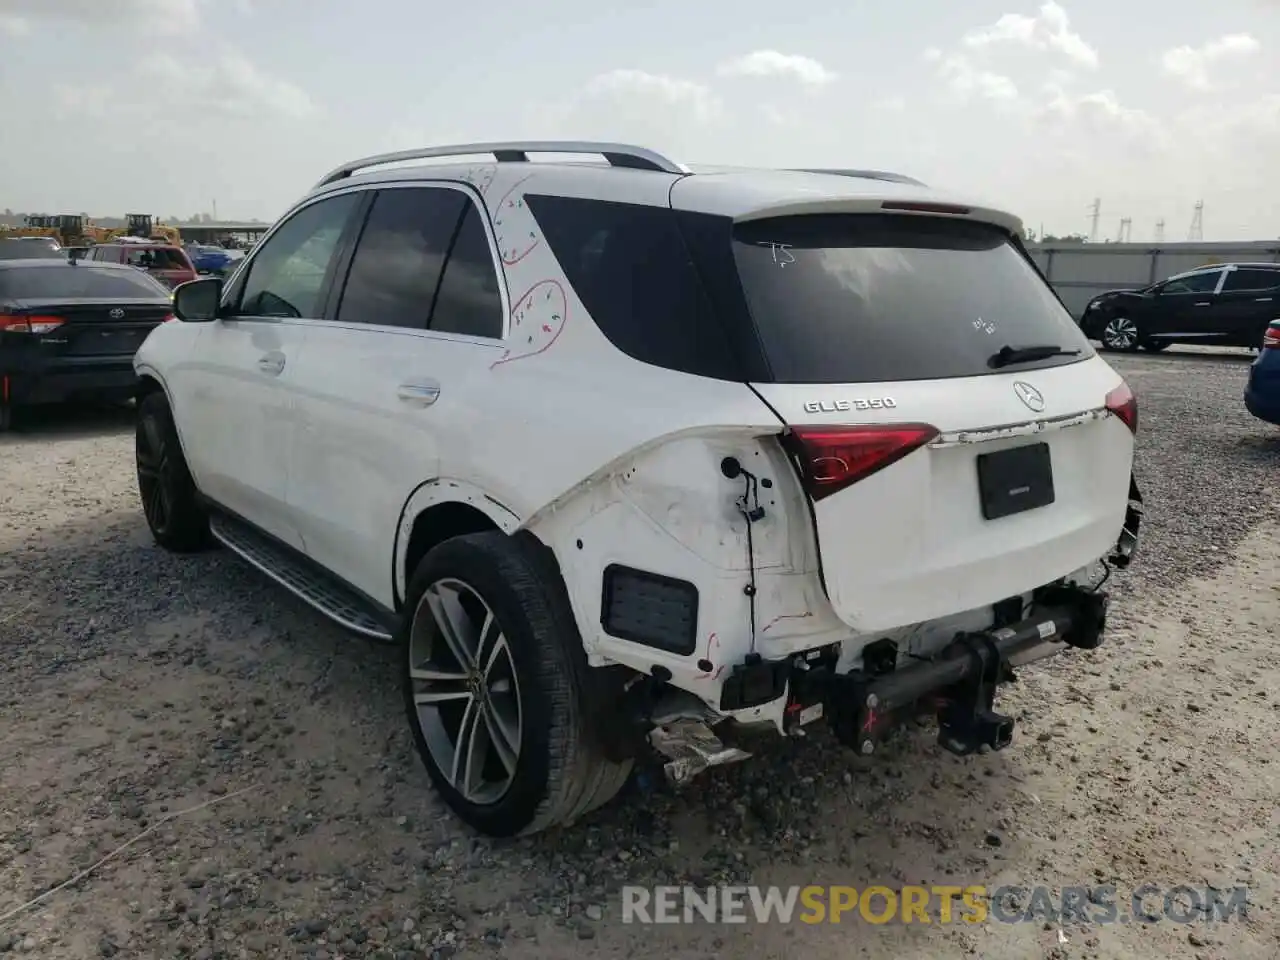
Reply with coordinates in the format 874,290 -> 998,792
185,244 -> 239,276
1244,320 -> 1280,425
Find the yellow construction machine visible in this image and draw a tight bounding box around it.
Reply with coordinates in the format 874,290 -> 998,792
1,215 -> 62,242
122,214 -> 182,246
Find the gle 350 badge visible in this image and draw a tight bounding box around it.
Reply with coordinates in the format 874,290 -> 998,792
802,398 -> 898,413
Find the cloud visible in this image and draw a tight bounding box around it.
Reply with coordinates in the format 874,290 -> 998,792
925,49 -> 1019,102
1161,34 -> 1261,91
1,0 -> 203,35
0,14 -> 30,35
962,1 -> 1099,68
581,69 -> 723,122
55,53 -> 320,122
716,51 -> 838,88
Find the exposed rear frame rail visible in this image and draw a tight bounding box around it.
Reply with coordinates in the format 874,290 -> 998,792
316,140 -> 689,187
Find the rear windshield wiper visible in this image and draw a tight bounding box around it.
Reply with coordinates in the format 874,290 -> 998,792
988,344 -> 1082,368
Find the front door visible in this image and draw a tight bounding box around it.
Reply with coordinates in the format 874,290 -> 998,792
176,190 -> 364,550
1150,268 -> 1225,340
286,183 -> 509,606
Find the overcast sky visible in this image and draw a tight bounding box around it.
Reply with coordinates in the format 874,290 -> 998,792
1,0 -> 1277,240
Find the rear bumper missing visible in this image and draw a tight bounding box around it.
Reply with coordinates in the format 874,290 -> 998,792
796,582 -> 1109,757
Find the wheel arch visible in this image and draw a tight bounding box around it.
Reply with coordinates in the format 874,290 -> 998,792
393,480 -> 523,610
134,367 -> 203,482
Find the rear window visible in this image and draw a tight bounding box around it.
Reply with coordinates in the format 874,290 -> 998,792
124,247 -> 191,270
0,265 -> 170,300
731,214 -> 1094,383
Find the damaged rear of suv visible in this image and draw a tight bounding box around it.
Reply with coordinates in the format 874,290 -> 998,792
522,171 -> 1143,793
139,143 -> 1142,838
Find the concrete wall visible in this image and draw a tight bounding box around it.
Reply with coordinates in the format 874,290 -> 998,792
1027,241 -> 1280,318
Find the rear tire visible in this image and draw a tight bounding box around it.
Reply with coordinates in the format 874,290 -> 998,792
402,532 -> 632,837
136,391 -> 212,552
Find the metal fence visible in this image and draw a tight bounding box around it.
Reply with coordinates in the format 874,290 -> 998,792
1027,241 -> 1280,318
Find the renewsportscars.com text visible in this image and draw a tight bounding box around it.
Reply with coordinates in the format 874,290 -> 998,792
621,884 -> 1250,925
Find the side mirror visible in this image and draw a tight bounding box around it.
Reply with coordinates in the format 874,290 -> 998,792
172,276 -> 223,322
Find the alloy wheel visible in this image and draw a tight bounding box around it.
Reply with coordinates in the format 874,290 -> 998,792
408,578 -> 523,805
1101,317 -> 1139,350
136,414 -> 172,535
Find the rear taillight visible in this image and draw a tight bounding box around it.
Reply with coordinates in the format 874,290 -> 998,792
1262,323 -> 1280,349
0,314 -> 65,334
787,424 -> 939,502
1105,381 -> 1138,435
163,313 -> 177,322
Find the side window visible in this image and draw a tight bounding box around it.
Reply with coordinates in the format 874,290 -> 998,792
237,192 -> 361,319
524,194 -> 743,380
337,187 -> 465,328
431,203 -> 504,338
1223,268 -> 1280,293
1163,270 -> 1221,295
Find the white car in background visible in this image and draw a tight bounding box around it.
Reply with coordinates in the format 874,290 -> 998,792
131,141 -> 1144,837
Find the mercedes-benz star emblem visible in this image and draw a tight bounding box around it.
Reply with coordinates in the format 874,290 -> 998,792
1013,381 -> 1045,413
108,308 -> 125,319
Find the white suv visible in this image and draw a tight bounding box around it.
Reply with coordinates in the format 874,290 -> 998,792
133,141 -> 1144,837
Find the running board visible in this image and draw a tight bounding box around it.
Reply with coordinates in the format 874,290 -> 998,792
208,513 -> 394,641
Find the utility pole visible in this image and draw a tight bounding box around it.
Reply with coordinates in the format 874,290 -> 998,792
1088,198 -> 1101,242
1188,201 -> 1204,241
1155,219 -> 1165,243
1117,218 -> 1132,243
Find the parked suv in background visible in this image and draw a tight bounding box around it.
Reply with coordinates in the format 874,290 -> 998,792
1082,262 -> 1280,352
86,242 -> 197,289
133,141 -> 1143,837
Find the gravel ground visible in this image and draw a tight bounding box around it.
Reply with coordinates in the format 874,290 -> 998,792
1,346 -> 1278,959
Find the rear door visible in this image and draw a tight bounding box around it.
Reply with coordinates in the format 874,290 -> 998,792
286,183 -> 507,606
719,213 -> 1134,632
1217,266 -> 1280,345
175,190 -> 364,549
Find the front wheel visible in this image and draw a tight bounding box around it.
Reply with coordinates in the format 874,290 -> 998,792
1100,316 -> 1141,352
402,532 -> 632,837
136,392 -> 212,552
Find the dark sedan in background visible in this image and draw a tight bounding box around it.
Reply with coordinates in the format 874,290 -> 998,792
1081,262 -> 1280,352
0,260 -> 173,431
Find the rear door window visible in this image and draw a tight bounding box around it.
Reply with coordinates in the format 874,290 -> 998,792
1223,268 -> 1280,292
336,186 -> 465,329
0,265 -> 170,299
430,202 -> 504,338
731,214 -> 1094,383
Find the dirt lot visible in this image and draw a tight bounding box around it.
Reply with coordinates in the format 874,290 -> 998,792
2,348 -> 1278,960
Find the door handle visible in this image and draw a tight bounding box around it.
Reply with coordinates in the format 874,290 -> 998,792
257,352 -> 285,375
397,381 -> 441,406
1257,297 -> 1274,302
1194,301 -> 1211,307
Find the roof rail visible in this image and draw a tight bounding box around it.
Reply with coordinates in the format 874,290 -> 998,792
316,141 -> 687,187
791,168 -> 928,187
